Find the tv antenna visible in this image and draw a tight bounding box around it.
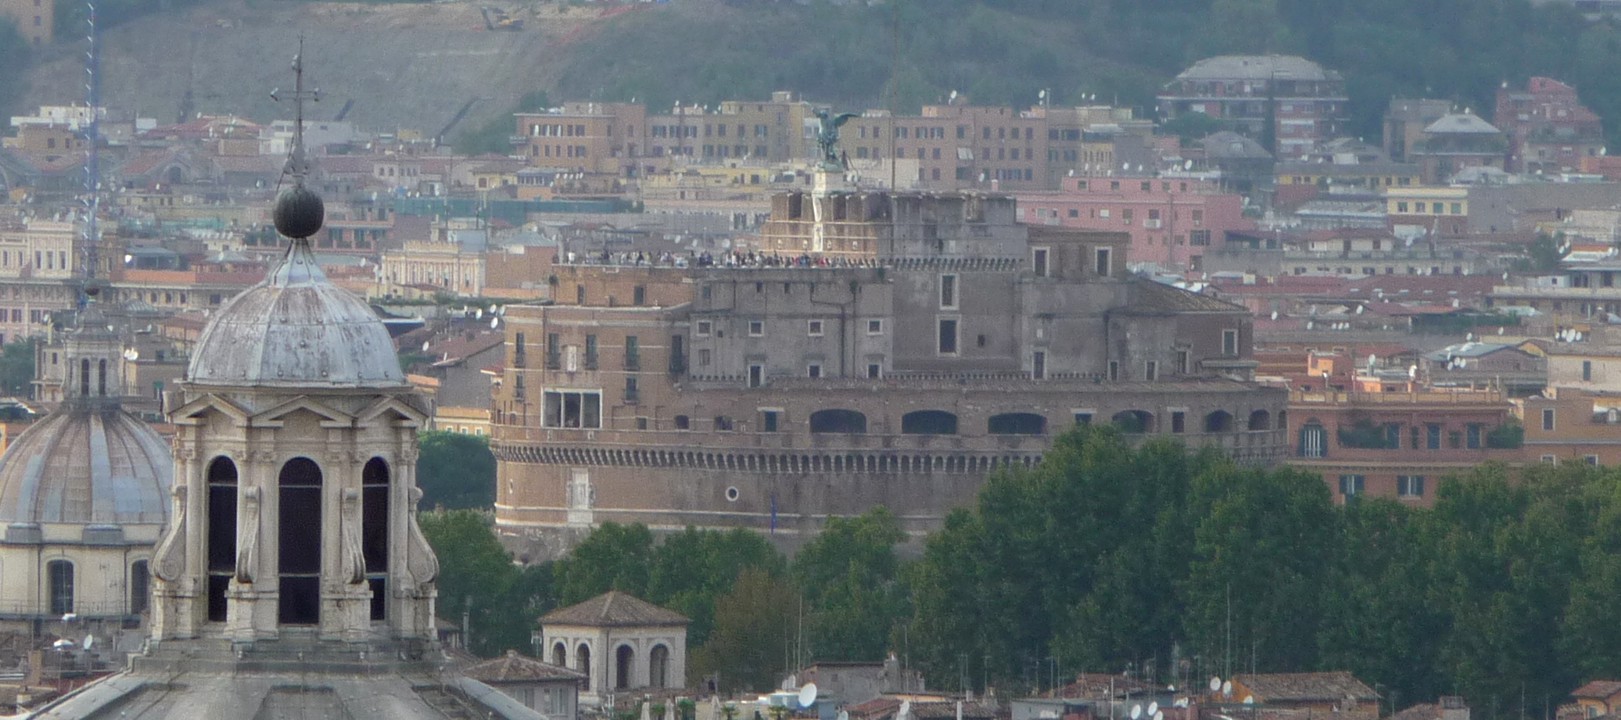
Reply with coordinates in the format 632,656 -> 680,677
78,0 -> 103,300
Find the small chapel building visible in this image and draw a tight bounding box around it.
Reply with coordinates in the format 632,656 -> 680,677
538,591 -> 689,706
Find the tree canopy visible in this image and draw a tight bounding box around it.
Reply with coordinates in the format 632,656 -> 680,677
415,431 -> 497,510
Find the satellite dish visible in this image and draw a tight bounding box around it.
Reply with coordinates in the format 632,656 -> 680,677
52,639 -> 73,650
1270,311 -> 1278,320
421,340 -> 431,352
476,308 -> 484,319
1132,705 -> 1143,720
840,712 -> 850,720
899,701 -> 913,720
82,634 -> 94,650
489,303 -> 498,314
1149,703 -> 1159,716
123,347 -> 139,361
1155,713 -> 1164,720
1222,681 -> 1233,697
949,90 -> 959,101
799,684 -> 819,708
1175,700 -> 1190,709
490,316 -> 500,329
1210,678 -> 1221,692
1243,697 -> 1255,706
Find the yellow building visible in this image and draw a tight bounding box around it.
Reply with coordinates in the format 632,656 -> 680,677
380,240 -> 486,298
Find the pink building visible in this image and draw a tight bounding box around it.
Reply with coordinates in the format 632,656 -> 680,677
1016,176 -> 1254,271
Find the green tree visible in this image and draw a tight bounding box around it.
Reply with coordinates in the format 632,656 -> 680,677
415,431 -> 496,509
553,522 -> 656,604
1181,463 -> 1337,674
418,509 -> 545,656
689,567 -> 796,693
1514,233 -> 1569,273
1160,112 -> 1223,145
0,338 -> 37,397
648,526 -> 786,648
1317,498 -> 1446,705
794,507 -> 908,662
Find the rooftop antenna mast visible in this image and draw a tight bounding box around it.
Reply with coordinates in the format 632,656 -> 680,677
77,0 -> 100,298
270,37 -> 320,187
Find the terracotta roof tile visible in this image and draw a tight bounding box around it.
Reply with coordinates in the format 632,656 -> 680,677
1236,672 -> 1377,703
462,649 -> 586,684
1573,681 -> 1621,700
540,591 -> 689,627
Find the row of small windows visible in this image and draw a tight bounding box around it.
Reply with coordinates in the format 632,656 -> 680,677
1297,420 -> 1494,458
1336,474 -> 1427,498
653,408 -> 1277,436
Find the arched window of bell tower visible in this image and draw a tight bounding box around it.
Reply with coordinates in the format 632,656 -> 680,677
277,457 -> 323,626
205,456 -> 238,622
362,457 -> 390,621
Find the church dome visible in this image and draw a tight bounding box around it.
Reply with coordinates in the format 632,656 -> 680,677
0,406 -> 171,525
186,238 -> 405,388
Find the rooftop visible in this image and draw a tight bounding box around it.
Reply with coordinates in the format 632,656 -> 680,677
462,650 -> 586,685
540,591 -> 689,628
1235,671 -> 1378,703
1174,55 -> 1338,83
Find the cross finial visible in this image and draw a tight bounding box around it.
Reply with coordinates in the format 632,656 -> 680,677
271,37 -> 320,184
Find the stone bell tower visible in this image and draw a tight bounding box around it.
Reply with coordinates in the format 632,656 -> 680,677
148,53 -> 438,647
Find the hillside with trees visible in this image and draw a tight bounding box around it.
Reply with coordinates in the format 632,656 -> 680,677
6,0 -> 1621,148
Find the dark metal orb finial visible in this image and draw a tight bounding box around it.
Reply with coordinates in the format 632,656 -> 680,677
273,184 -> 325,240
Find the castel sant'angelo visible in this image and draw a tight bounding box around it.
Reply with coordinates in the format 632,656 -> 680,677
491,168 -> 1289,557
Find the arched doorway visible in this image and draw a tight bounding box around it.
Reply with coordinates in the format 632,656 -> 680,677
616,644 -> 636,689
278,457 -> 323,625
206,456 -> 238,622
362,458 -> 390,622
988,412 -> 1047,435
1249,409 -> 1271,431
901,410 -> 958,434
1205,410 -> 1234,433
1111,410 -> 1154,434
649,644 -> 670,688
809,409 -> 867,434
576,644 -> 591,690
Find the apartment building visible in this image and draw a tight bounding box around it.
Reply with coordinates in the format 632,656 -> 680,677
1015,175 -> 1253,271
1495,77 -> 1605,174
516,102 -> 647,178
1287,381 -> 1522,505
1520,388 -> 1621,465
1158,55 -> 1349,156
490,187 -> 1287,555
